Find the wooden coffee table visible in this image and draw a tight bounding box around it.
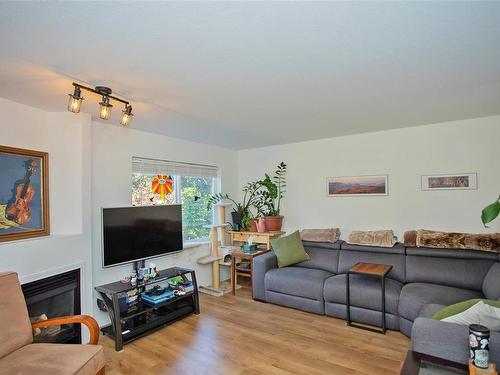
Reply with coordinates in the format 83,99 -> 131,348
346,262 -> 393,333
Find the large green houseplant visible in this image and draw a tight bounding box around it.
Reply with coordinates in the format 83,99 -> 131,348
257,162 -> 287,231
482,195 -> 500,227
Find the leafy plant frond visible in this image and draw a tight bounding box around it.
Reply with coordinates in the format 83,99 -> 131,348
482,196 -> 500,227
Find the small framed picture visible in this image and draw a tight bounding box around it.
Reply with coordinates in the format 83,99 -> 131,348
327,175 -> 388,196
0,145 -> 50,242
421,173 -> 477,191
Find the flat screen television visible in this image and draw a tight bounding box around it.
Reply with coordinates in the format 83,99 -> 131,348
102,205 -> 183,268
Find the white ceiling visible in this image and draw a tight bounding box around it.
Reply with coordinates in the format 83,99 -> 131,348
0,2 -> 499,149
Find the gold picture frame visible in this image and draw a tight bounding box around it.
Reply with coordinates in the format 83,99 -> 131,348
0,145 -> 50,242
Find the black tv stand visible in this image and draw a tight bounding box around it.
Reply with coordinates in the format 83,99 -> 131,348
95,266 -> 199,351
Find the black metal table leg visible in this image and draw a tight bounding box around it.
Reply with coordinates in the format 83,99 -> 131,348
97,291 -> 122,351
111,292 -> 123,351
346,272 -> 351,326
381,275 -> 386,333
191,270 -> 200,314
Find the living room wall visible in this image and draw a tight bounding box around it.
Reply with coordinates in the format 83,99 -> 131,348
238,115 -> 500,239
0,98 -> 94,315
0,98 -> 239,326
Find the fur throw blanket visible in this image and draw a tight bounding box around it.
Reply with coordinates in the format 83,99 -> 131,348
300,228 -> 340,243
346,230 -> 397,247
404,229 -> 500,252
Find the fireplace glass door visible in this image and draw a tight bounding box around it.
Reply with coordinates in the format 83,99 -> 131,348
22,269 -> 81,344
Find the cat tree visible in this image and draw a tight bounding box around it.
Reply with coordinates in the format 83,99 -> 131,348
197,203 -> 236,296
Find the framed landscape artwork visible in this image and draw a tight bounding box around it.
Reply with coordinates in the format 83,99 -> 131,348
0,145 -> 49,242
421,173 -> 477,191
327,175 -> 388,196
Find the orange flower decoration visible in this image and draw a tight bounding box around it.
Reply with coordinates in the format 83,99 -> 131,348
151,175 -> 173,200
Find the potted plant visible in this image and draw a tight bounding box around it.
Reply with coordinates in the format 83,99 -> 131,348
257,162 -> 287,231
207,181 -> 261,231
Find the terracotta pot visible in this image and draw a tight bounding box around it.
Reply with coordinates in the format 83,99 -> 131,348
256,218 -> 267,232
264,215 -> 284,231
246,220 -> 258,232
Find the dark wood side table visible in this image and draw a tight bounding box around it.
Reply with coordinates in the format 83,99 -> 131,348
400,350 -> 469,375
231,248 -> 270,296
346,262 -> 393,334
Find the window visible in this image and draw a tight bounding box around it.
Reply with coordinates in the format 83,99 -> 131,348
132,157 -> 218,242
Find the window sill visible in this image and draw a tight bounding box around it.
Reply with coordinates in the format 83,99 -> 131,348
183,240 -> 210,249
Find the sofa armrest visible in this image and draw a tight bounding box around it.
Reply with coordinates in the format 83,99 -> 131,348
483,263 -> 500,300
252,251 -> 278,301
32,315 -> 100,345
411,317 -> 500,366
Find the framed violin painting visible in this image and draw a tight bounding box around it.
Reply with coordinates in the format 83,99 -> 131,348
0,145 -> 49,242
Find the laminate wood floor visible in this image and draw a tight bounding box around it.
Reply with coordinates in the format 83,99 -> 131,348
101,283 -> 409,375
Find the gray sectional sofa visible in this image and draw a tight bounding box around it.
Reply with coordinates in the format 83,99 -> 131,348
253,240 -> 500,365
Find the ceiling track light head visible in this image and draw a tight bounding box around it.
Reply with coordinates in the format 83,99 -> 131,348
120,104 -> 134,127
99,95 -> 113,107
67,85 -> 84,113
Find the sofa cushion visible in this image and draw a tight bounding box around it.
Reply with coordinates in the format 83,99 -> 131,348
405,253 -> 495,290
483,263 -> 500,300
418,304 -> 446,319
265,267 -> 333,301
266,291 -> 325,315
325,303 -> 401,330
271,231 -> 310,268
399,282 -> 483,321
323,274 -> 402,315
295,242 -> 341,274
0,272 -> 32,360
406,247 -> 499,260
0,343 -> 105,375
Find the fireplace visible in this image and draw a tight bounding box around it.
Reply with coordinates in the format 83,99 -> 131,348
21,268 -> 81,344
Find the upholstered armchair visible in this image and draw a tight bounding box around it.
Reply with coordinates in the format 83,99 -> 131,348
0,272 -> 105,375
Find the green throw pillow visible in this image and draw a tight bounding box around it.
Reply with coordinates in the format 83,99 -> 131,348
433,299 -> 500,320
271,230 -> 310,268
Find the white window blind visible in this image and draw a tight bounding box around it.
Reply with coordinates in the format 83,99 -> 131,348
132,157 -> 218,178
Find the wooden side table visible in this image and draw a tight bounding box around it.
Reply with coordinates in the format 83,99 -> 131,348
228,230 -> 284,250
469,360 -> 498,375
347,262 -> 393,334
230,248 -> 270,296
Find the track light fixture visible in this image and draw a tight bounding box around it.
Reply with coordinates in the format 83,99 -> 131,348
67,83 -> 134,126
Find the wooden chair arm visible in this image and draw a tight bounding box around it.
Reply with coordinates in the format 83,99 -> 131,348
31,315 -> 100,345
